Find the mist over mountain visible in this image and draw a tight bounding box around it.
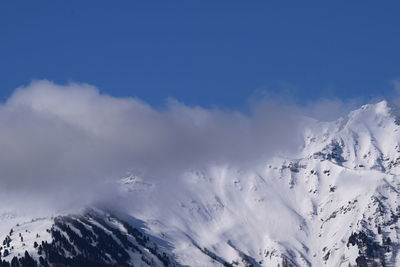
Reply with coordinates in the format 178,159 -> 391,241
0,80 -> 308,209
0,82 -> 399,266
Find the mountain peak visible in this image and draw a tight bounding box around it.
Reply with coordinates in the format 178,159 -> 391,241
302,99 -> 400,174
338,99 -> 400,132
354,100 -> 393,117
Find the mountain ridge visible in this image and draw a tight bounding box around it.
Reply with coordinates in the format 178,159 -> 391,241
0,100 -> 399,267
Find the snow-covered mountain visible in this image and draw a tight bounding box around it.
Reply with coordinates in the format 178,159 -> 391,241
1,100 -> 399,267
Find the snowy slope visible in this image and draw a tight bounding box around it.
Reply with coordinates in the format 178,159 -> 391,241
1,100 -> 399,267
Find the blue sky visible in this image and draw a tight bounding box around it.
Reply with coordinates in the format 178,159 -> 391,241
1,1 -> 400,108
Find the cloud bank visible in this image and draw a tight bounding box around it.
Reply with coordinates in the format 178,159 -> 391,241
1,80 -> 390,211
0,80 -> 312,209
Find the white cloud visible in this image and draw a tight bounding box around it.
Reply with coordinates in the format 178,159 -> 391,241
0,80 -> 306,209
1,80 -> 381,212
